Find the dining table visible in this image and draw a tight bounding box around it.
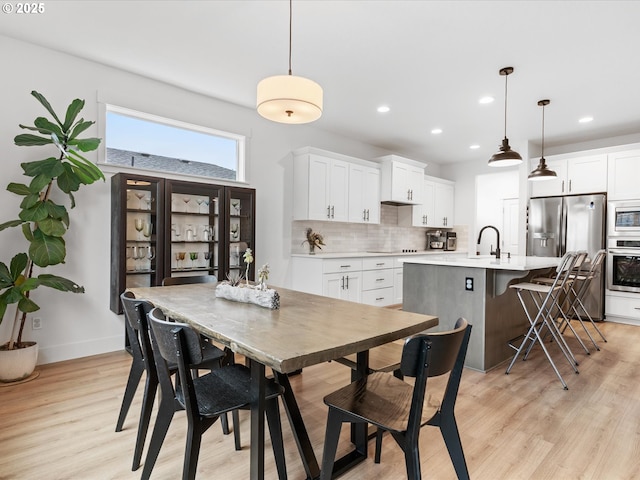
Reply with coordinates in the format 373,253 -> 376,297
129,282 -> 438,480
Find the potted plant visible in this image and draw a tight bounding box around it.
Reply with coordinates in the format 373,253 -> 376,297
0,91 -> 104,383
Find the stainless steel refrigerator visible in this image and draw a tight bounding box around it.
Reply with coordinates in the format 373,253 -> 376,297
527,193 -> 606,320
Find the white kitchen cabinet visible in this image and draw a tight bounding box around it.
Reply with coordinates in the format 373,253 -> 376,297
398,175 -> 455,228
530,154 -> 607,197
348,163 -> 380,224
606,292 -> 640,324
607,149 -> 640,200
293,149 -> 349,222
377,155 -> 425,204
361,257 -> 395,306
323,271 -> 362,302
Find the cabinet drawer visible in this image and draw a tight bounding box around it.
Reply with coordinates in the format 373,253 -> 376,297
361,287 -> 395,307
362,257 -> 395,270
362,268 -> 394,291
322,258 -> 362,274
606,294 -> 640,320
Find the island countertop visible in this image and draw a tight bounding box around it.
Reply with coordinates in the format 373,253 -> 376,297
399,254 -> 560,271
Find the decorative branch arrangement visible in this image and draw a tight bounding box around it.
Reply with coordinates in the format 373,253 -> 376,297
302,228 -> 325,254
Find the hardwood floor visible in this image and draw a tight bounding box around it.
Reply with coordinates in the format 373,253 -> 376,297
1,321 -> 640,479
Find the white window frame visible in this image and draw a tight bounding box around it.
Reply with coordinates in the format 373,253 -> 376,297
100,104 -> 246,182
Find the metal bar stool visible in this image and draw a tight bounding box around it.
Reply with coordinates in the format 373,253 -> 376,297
506,252 -> 580,389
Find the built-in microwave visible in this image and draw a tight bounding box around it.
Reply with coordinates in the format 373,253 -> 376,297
608,200 -> 640,236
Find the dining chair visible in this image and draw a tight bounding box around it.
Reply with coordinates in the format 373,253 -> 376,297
115,292 -> 230,471
145,307 -> 288,480
319,318 -> 472,480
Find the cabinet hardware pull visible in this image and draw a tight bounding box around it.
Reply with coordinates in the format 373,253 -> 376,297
345,275 -> 349,289
635,307 -> 640,310
341,265 -> 351,268
366,209 -> 370,221
363,209 -> 367,221
376,278 -> 384,282
561,180 -> 565,192
341,276 -> 345,289
376,297 -> 384,301
569,179 -> 572,192
376,263 -> 385,266
327,205 -> 331,218
331,205 -> 335,218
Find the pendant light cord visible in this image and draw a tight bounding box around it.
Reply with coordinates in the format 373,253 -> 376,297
541,102 -> 545,158
288,0 -> 292,76
503,73 -> 508,139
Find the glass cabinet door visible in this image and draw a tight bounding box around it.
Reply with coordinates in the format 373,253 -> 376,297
165,180 -> 223,282
225,186 -> 256,281
110,173 -> 165,314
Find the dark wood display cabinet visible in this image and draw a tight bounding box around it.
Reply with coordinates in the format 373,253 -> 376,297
110,173 -> 255,314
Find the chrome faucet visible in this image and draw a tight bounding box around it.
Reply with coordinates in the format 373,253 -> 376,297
477,225 -> 501,259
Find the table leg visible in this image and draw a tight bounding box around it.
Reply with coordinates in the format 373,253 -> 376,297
274,372 -> 321,480
250,359 -> 266,480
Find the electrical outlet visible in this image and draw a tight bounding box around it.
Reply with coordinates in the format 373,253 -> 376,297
465,277 -> 474,291
32,317 -> 42,330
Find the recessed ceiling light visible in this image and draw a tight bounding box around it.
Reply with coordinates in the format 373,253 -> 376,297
479,96 -> 494,104
470,144 -> 480,150
579,116 -> 593,123
431,128 -> 443,135
377,105 -> 390,113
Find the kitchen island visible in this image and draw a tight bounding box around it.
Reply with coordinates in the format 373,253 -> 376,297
401,254 -> 560,372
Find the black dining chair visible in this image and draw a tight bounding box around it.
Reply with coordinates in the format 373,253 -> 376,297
145,307 -> 288,480
115,292 -> 231,471
319,318 -> 472,480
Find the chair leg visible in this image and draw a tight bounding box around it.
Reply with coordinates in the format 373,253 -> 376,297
140,401 -> 175,480
132,375 -> 158,470
319,409 -> 344,480
232,409 -> 242,451
439,415 -> 470,480
404,443 -> 421,480
266,398 -> 288,479
374,429 -> 384,463
220,412 -> 230,434
115,361 -> 144,432
183,421 -> 203,480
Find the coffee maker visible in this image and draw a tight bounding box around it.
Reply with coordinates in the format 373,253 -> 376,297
426,231 -> 445,250
444,231 -> 457,251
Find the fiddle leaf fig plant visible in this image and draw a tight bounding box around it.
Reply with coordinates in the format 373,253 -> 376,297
0,91 -> 104,350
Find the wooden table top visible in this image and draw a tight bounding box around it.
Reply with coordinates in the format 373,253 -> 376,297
128,283 -> 438,374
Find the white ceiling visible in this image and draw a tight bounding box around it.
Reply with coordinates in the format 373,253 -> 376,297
2,0 -> 640,165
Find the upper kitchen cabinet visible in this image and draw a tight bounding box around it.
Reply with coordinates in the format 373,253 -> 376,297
607,149 -> 640,200
348,163 -> 380,224
292,147 -> 381,223
530,154 -> 607,197
293,148 -> 349,222
398,175 -> 455,228
377,155 -> 425,205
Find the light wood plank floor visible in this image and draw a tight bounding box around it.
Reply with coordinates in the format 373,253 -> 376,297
2,321 -> 640,479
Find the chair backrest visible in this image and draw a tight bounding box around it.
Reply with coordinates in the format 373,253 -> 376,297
161,275 -> 218,286
400,317 -> 470,378
589,249 -> 606,274
147,307 -> 205,366
120,291 -> 156,371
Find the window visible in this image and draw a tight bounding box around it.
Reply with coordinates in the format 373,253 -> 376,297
104,106 -> 245,182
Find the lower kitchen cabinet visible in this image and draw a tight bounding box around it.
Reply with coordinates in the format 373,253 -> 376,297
291,254 -> 404,307
606,291 -> 640,324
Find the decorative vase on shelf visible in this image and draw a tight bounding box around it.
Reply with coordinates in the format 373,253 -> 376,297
309,244 -> 315,255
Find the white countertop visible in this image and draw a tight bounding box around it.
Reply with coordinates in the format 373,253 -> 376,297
399,254 -> 560,271
290,250 -> 465,259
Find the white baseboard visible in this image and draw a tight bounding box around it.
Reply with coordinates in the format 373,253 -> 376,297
36,335 -> 125,365
605,316 -> 640,327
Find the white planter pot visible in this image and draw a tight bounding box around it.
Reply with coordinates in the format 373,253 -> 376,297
0,342 -> 38,383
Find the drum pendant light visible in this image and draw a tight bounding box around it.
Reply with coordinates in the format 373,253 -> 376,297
488,67 -> 522,167
529,99 -> 557,181
256,0 -> 323,124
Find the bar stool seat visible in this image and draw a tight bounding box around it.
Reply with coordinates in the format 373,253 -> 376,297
506,252 -> 580,389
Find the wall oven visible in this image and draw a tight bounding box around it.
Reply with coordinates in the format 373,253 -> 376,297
608,200 -> 640,236
607,237 -> 640,293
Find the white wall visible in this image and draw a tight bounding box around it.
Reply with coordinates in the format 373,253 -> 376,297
0,35 -> 388,364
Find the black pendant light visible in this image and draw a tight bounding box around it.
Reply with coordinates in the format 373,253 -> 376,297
528,99 -> 557,181
488,67 -> 522,167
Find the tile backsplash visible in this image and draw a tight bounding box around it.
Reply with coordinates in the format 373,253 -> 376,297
292,205 -> 468,254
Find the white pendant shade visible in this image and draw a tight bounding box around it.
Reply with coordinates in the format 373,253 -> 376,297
257,74 -> 323,124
